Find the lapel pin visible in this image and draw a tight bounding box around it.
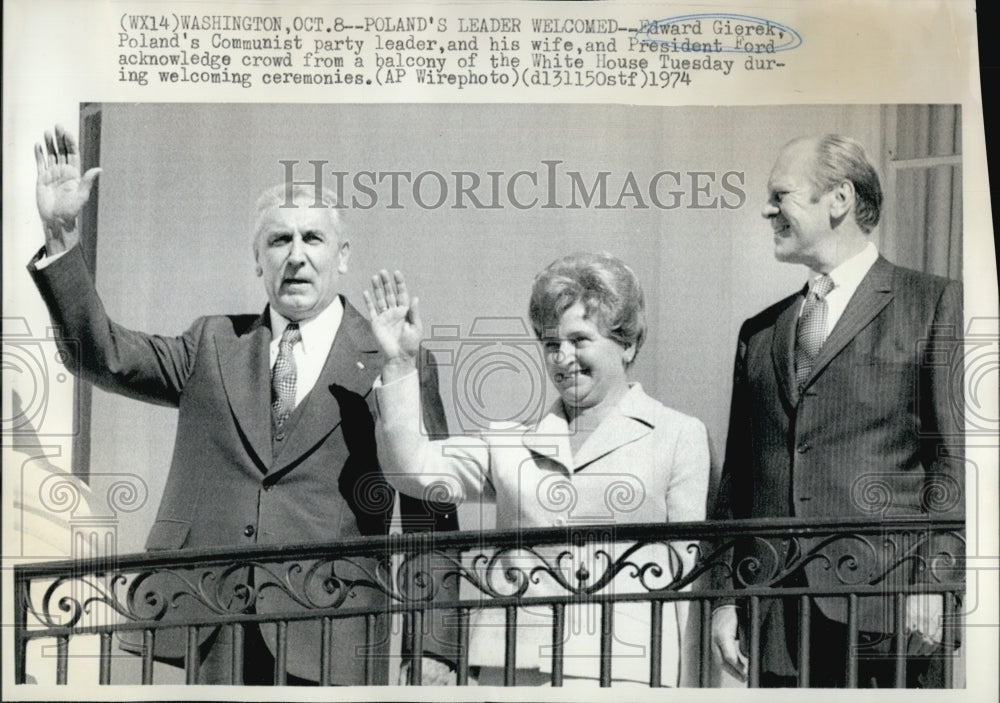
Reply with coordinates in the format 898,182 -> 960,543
356,361 -> 365,370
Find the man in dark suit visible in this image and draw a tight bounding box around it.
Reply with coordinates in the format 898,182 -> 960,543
711,135 -> 964,687
29,125 -> 459,685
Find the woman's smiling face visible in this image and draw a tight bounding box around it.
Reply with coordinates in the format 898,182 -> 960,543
543,302 -> 633,413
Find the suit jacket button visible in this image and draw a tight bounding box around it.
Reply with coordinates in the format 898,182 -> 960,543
275,432 -> 285,441
796,443 -> 810,453
262,483 -> 273,492
244,525 -> 256,537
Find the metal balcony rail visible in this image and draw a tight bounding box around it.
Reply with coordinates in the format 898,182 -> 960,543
14,516 -> 964,687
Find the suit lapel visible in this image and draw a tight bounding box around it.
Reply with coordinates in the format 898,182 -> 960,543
771,291 -> 803,406
521,408 -> 573,473
271,301 -> 381,472
216,312 -> 272,472
571,386 -> 656,471
572,412 -> 652,471
519,387 -> 656,478
804,257 -> 894,389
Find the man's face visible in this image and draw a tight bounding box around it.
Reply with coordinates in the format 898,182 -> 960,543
254,201 -> 349,321
762,140 -> 837,269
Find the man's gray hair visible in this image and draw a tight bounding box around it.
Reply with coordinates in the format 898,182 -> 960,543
253,183 -> 344,239
808,134 -> 883,234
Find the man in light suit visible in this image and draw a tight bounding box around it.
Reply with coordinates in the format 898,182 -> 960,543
29,125 -> 459,685
711,135 -> 964,687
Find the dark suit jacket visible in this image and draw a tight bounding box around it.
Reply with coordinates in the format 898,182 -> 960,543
29,245 -> 459,683
715,256 -> 964,633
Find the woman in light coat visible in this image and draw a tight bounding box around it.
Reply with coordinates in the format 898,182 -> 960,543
366,252 -> 710,687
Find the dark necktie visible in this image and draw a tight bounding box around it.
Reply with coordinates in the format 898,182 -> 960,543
271,323 -> 301,427
794,275 -> 835,390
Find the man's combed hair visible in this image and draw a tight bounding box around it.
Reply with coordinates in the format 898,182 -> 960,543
811,134 -> 883,233
529,251 -> 646,366
253,183 -> 344,238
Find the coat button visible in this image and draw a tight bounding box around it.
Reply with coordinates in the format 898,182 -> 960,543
275,431 -> 286,441
244,525 -> 256,537
796,443 -> 810,454
263,483 -> 273,492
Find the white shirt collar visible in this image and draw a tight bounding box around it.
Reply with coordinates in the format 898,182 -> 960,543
801,242 -> 879,334
268,296 -> 344,356
811,241 -> 878,295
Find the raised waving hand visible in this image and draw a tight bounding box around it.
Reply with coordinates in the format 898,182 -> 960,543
364,269 -> 424,382
35,125 -> 101,254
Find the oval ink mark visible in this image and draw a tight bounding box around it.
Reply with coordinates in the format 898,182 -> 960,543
636,13 -> 802,54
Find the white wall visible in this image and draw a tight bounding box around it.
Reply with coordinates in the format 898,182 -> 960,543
81,103 -> 882,546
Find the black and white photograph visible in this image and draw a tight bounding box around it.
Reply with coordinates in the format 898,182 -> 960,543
2,2 -> 996,701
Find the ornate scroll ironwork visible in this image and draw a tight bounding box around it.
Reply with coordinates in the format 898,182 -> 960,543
17,517 -> 964,640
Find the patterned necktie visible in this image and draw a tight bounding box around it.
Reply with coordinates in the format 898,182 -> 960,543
271,323 -> 301,427
794,274 -> 835,390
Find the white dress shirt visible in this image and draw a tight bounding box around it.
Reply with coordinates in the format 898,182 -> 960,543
32,247 -> 68,269
268,299 -> 343,409
802,241 -> 879,336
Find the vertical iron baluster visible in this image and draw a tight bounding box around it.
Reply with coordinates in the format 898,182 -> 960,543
274,621 -> 288,685
797,594 -> 811,687
942,591 -> 955,688
748,596 -> 761,688
365,614 -> 377,685
231,623 -> 244,685
320,617 -> 333,686
14,572 -> 27,684
698,600 -> 711,688
141,630 -> 155,684
894,593 -> 906,687
55,635 -> 69,685
550,603 -> 565,686
398,611 -> 413,685
649,599 -> 664,687
846,594 -> 859,688
504,606 -> 517,687
456,608 -> 470,686
185,627 -> 199,684
410,609 -> 425,685
599,602 -> 613,687
99,632 -> 112,684
402,611 -> 413,679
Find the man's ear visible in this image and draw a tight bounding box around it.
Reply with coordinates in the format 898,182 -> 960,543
253,244 -> 262,276
829,180 -> 855,220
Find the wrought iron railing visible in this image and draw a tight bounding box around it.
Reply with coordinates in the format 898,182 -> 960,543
14,517 -> 964,687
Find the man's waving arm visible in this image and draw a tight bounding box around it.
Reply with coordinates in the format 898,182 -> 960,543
29,125 -> 198,407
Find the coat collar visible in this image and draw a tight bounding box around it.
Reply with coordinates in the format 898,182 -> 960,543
217,297 -> 382,474
805,256 -> 894,385
771,289 -> 803,407
217,313 -> 272,472
771,256 -> 895,404
521,383 -> 658,473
